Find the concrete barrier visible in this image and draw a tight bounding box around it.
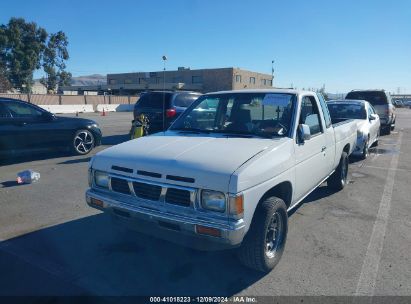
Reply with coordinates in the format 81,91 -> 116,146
39,104 -> 94,114
96,104 -> 134,112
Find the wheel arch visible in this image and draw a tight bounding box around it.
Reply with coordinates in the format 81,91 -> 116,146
260,181 -> 293,209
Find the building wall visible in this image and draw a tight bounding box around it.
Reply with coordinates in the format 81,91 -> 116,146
106,67 -> 272,93
232,68 -> 273,90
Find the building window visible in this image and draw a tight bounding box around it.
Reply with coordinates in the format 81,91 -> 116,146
109,79 -> 116,85
249,77 -> 256,84
192,76 -> 202,84
124,79 -> 132,84
268,79 -> 272,86
235,75 -> 242,83
261,79 -> 267,86
139,78 -> 146,84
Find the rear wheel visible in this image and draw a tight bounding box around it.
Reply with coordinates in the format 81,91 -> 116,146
327,151 -> 349,191
72,129 -> 95,155
237,197 -> 288,272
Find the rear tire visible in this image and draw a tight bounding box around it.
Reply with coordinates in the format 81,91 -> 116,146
237,197 -> 288,272
327,151 -> 349,191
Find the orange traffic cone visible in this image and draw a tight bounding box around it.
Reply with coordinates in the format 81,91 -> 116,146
101,108 -> 106,116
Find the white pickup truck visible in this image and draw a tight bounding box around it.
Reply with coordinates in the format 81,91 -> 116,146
86,89 -> 357,272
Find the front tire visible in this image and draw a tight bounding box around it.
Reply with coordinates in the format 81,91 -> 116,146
327,151 -> 349,191
72,129 -> 95,155
237,197 -> 288,272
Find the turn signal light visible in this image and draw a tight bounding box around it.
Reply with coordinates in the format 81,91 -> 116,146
90,197 -> 104,208
196,225 -> 221,237
229,194 -> 244,215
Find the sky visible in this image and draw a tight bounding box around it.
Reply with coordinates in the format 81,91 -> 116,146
1,0 -> 410,93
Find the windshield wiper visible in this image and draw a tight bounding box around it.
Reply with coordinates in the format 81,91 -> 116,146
171,128 -> 211,134
209,130 -> 274,139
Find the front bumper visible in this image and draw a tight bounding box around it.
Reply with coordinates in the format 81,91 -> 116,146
352,136 -> 366,156
86,189 -> 245,251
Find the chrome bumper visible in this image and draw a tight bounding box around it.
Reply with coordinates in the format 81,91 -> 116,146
86,189 -> 245,250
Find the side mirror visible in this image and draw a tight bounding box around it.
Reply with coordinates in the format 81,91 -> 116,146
298,124 -> 311,142
369,114 -> 378,121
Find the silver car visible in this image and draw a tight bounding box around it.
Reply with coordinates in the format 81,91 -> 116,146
345,90 -> 395,135
327,100 -> 380,159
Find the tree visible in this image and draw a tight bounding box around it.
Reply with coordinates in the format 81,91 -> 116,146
41,31 -> 71,93
0,18 -> 47,93
0,60 -> 11,92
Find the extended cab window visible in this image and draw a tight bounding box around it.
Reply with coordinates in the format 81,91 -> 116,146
300,96 -> 323,136
317,93 -> 332,128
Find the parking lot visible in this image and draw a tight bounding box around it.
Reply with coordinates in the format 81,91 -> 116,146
0,109 -> 410,297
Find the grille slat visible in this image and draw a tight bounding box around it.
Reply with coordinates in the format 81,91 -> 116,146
111,177 -> 131,195
133,182 -> 161,201
165,188 -> 191,206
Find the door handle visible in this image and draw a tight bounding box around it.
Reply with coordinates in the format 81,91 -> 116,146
321,146 -> 326,152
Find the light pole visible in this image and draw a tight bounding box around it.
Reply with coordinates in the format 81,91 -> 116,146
271,60 -> 275,87
162,55 -> 168,133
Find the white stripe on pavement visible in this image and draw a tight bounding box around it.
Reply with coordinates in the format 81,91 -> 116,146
355,132 -> 403,296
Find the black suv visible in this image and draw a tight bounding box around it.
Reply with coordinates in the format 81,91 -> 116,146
345,90 -> 396,134
132,91 -> 201,134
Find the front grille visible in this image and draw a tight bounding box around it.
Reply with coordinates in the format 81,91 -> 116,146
111,177 -> 131,195
133,182 -> 162,201
165,188 -> 191,206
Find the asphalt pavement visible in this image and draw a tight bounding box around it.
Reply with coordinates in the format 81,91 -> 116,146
0,110 -> 410,298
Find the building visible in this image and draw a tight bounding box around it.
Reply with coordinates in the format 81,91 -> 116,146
60,67 -> 273,95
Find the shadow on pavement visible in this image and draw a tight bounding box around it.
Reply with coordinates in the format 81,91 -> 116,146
0,151 -> 70,166
0,180 -> 27,188
0,213 -> 264,296
101,134 -> 130,146
288,185 -> 337,217
57,157 -> 91,165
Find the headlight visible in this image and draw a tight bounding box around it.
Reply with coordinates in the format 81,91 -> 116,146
95,171 -> 109,188
201,190 -> 226,212
91,123 -> 99,128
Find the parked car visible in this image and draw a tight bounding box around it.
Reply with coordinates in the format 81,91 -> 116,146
345,90 -> 395,135
0,98 -> 102,157
131,91 -> 201,135
327,100 -> 380,159
86,89 -> 357,272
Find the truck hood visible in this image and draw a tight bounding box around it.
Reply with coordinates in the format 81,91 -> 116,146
92,132 -> 285,192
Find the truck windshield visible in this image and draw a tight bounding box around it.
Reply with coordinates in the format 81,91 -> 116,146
170,92 -> 296,137
328,103 -> 367,120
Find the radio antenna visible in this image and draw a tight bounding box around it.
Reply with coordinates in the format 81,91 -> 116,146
162,55 -> 168,135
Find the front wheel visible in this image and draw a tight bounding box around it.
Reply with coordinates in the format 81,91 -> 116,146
72,129 -> 95,155
237,197 -> 288,272
327,151 -> 349,191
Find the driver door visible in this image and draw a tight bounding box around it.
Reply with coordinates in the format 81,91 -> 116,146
294,95 -> 328,201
